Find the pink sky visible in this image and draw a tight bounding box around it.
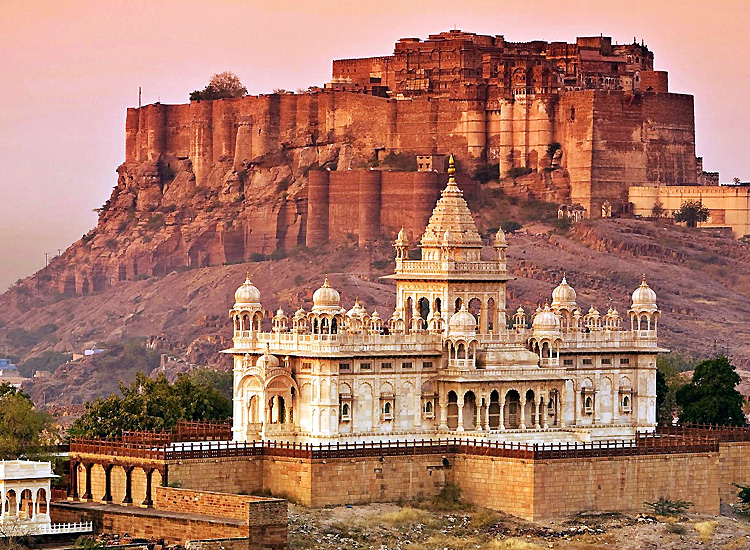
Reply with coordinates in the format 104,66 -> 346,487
1,0 -> 748,291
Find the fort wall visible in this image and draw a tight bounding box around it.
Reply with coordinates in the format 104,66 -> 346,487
308,170 -> 473,246
125,89 -> 695,221
630,185 -> 750,237
70,438 -> 750,521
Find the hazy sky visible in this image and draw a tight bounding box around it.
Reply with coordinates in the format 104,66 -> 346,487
1,0 -> 748,291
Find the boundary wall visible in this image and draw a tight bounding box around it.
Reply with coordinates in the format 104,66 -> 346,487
51,487 -> 286,548
69,429 -> 750,521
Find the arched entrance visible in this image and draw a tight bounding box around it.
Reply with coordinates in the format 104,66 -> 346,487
505,390 -> 521,429
446,391 -> 459,429
462,391 -> 477,431
488,390 -> 501,429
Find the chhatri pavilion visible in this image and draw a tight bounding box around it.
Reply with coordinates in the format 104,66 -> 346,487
225,158 -> 664,444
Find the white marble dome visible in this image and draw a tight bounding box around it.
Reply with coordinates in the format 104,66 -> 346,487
532,304 -> 561,331
449,305 -> 477,334
234,274 -> 261,308
312,277 -> 340,311
632,275 -> 657,309
256,351 -> 280,369
551,276 -> 577,308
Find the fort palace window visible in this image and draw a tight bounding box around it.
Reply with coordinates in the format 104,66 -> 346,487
620,358 -> 630,365
360,362 -> 372,371
423,400 -> 435,418
339,362 -> 351,372
563,359 -> 574,366
422,361 -> 434,370
381,362 -> 393,370
582,358 -> 593,365
601,358 -> 612,365
301,362 -> 311,372
341,402 -> 351,421
401,362 -> 413,369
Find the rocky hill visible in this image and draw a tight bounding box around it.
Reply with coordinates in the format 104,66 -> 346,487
3,198 -> 750,407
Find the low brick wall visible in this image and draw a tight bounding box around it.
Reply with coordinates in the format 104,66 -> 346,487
718,441 -> 750,504
50,502 -> 247,544
155,487 -> 260,522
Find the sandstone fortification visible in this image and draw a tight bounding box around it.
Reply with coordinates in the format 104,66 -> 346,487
43,30 -> 697,296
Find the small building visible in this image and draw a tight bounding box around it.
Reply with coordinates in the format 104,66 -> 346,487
416,154 -> 445,172
630,185 -> 750,237
0,460 -> 90,537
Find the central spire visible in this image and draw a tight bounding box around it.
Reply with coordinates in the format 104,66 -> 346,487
419,154 -> 482,250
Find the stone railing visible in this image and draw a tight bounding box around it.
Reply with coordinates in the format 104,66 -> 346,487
394,260 -> 506,276
70,434 -> 718,462
234,331 -> 443,354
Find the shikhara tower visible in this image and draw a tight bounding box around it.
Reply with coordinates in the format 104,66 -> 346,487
226,157 -> 663,443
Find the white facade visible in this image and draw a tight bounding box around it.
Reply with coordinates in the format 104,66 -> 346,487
227,158 -> 663,444
0,460 -> 92,537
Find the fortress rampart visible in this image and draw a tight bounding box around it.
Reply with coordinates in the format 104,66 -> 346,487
307,170 -> 475,246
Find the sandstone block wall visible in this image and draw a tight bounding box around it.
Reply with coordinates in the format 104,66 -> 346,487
717,441 -> 750,504
309,455 -> 449,506
51,503 -> 247,545
451,455 -> 535,519
168,457 -> 263,495
532,453 -> 718,519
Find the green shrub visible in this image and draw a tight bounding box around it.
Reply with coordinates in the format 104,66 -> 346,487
381,152 -> 417,171
644,497 -> 692,516
249,252 -> 267,262
473,163 -> 500,183
145,214 -> 165,231
501,221 -> 523,233
506,166 -> 532,179
269,248 -> 287,260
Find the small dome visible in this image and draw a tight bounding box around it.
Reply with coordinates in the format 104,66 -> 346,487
551,276 -> 577,308
293,307 -> 306,320
391,309 -> 401,320
494,228 -> 507,246
532,304 -> 561,331
396,227 -> 408,244
587,305 -> 600,317
632,274 -> 657,308
449,305 -> 477,333
256,351 -> 280,369
371,310 -> 381,320
275,307 -> 285,316
346,298 -> 366,318
234,274 -> 261,308
312,277 -> 340,311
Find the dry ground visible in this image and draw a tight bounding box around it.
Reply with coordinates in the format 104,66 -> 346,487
288,502 -> 750,550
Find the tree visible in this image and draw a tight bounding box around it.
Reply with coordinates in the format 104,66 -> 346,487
676,356 -> 745,426
651,198 -> 664,218
69,371 -> 231,439
190,71 -> 247,101
655,354 -> 690,425
0,383 -> 55,459
673,199 -> 709,228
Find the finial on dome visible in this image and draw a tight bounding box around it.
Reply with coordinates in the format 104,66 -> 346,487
323,277 -> 330,287
246,271 -> 250,280
448,154 -> 456,179
642,273 -> 647,285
